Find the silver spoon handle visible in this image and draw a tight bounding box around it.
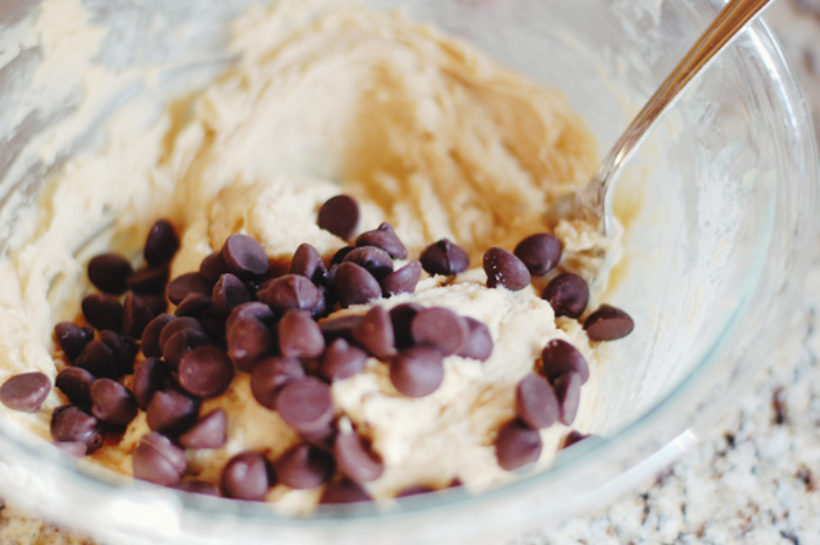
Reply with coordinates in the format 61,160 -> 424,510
595,0 -> 773,231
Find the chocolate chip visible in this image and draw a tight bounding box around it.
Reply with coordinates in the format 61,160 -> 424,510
515,373 -> 559,429
141,314 -> 175,358
173,293 -> 212,318
334,431 -> 384,483
483,247 -> 531,291
221,451 -> 272,500
55,367 -> 94,409
50,406 -> 103,452
226,315 -> 275,372
179,408 -> 227,449
163,328 -> 211,370
87,253 -> 133,295
561,430 -> 590,449
275,377 -> 334,433
300,421 -> 337,450
221,233 -> 270,279
278,310 -> 325,359
199,251 -> 228,285
131,358 -> 171,409
329,246 -> 355,267
389,303 -> 422,349
411,307 -> 468,356
176,480 -> 221,496
319,315 -> 362,343
89,378 -> 138,427
352,306 -> 395,359
380,261 -> 422,297
335,262 -> 381,307
74,339 -> 118,379
210,273 -> 250,316
99,330 -> 138,377
583,304 -> 634,341
250,356 -> 305,409
419,239 -> 469,276
554,372 -> 582,426
144,219 -> 180,266
126,265 -> 170,295
54,322 -> 93,362
390,346 -> 444,398
455,317 -> 493,361
540,339 -> 589,384
290,243 -> 327,285
81,294 -> 124,331
122,293 -> 157,338
0,372 -> 50,412
343,246 -> 394,280
257,274 -> 322,314
273,443 -> 335,490
54,441 -> 87,457
541,273 -> 589,318
513,234 -> 562,276
494,419 -> 542,471
133,432 -> 186,486
319,478 -> 372,504
355,222 -> 407,259
166,273 -> 210,305
226,301 -> 275,332
317,195 -> 360,240
320,339 -> 367,382
178,345 -> 234,399
146,389 -> 199,434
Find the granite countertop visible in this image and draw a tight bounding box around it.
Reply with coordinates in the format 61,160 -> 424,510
1,1 -> 818,543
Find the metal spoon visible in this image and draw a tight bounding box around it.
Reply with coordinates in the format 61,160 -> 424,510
552,0 -> 774,234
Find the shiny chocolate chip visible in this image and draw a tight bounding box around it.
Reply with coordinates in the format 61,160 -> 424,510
50,406 -> 103,452
221,233 -> 270,278
540,339 -> 589,384
329,246 -> 355,267
140,314 -> 175,358
278,310 -> 325,359
541,273 -> 589,318
411,306 -> 468,356
0,372 -> 50,412
146,389 -> 199,434
390,346 -> 444,398
335,262 -> 381,307
211,273 -> 250,316
199,251 -> 228,285
221,451 -> 272,501
494,419 -> 542,471
162,328 -> 211,370
174,293 -> 212,318
144,219 -> 180,266
178,345 -> 234,398
380,261 -> 422,297
515,373 -> 559,429
54,322 -> 94,363
554,372 -> 582,426
122,293 -> 157,338
334,431 -> 384,483
99,330 -> 138,377
126,265 -> 170,295
290,243 -> 327,285
74,339 -> 118,379
275,377 -> 334,433
157,316 -> 204,351
131,358 -> 171,409
89,378 -> 138,427
274,442 -> 335,490
251,356 -> 305,410
352,306 -> 395,359
319,478 -> 373,504
455,317 -> 493,361
343,246 -> 393,279
320,338 -> 367,382
55,367 -> 94,409
166,272 -> 210,305
226,315 -> 275,372
81,294 -> 124,332
133,432 -> 186,486
355,222 -> 407,260
317,195 -> 360,240
419,239 -> 469,276
256,274 -> 323,314
389,303 -> 422,350
87,253 -> 133,295
483,247 -> 531,291
583,304 -> 634,341
179,408 -> 227,449
319,315 -> 363,343
513,233 -> 562,276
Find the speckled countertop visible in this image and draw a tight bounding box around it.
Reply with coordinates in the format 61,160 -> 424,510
1,1 -> 818,544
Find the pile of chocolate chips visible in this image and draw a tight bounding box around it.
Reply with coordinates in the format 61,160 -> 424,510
0,193 -> 633,503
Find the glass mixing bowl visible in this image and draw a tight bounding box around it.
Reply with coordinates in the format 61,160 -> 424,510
0,1 -> 816,544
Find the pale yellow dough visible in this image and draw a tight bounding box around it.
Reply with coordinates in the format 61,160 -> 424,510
0,0 -> 610,513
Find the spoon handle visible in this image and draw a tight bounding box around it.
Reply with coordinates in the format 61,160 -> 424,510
594,0 -> 773,232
